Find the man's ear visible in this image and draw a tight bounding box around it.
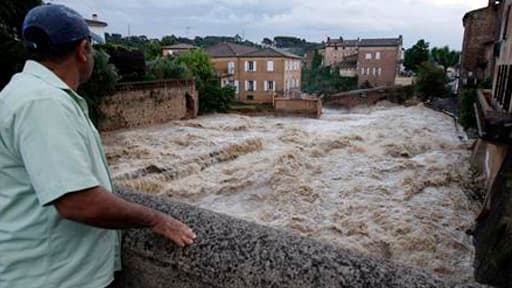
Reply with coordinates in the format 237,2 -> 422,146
77,39 -> 90,63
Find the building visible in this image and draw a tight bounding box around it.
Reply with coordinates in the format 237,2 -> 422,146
468,1 -> 512,286
162,43 -> 197,57
324,36 -> 403,87
461,0 -> 504,86
85,14 -> 107,44
206,42 -> 302,103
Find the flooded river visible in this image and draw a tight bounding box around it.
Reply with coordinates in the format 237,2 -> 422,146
103,102 -> 480,281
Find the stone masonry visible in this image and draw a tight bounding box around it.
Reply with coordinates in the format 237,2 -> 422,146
98,79 -> 198,131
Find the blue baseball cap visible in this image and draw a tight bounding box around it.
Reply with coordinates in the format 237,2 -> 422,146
22,4 -> 103,49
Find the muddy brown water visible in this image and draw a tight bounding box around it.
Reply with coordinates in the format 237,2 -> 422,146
103,102 -> 480,281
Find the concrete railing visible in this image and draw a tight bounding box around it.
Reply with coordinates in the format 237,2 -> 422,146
114,189 -> 485,288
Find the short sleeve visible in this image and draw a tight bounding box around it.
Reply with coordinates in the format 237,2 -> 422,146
15,98 -> 100,206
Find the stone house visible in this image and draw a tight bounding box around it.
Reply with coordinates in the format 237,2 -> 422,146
206,42 -> 302,103
461,0 -> 504,86
324,36 -> 403,87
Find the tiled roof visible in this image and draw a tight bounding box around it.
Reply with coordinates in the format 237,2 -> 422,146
243,47 -> 302,59
206,42 -> 259,58
162,43 -> 197,49
206,42 -> 301,59
326,37 -> 402,47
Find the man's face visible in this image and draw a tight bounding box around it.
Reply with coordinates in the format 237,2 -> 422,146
78,39 -> 95,84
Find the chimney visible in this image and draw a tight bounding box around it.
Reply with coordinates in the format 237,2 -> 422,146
327,37 -> 331,42
92,14 -> 98,20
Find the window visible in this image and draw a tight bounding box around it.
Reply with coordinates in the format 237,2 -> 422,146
361,67 -> 365,75
378,67 -> 382,76
234,80 -> 239,93
246,80 -> 256,92
366,68 -> 370,75
247,95 -> 254,100
365,53 -> 372,60
296,79 -> 300,87
228,61 -> 235,74
376,52 -> 381,60
265,80 -> 276,91
372,67 -> 376,76
267,60 -> 274,72
246,61 -> 256,72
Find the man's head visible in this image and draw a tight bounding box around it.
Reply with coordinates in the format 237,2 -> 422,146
22,4 -> 100,84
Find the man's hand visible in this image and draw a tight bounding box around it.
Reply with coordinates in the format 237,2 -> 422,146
54,186 -> 197,247
151,212 -> 196,247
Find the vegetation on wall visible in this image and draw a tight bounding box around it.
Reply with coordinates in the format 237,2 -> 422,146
458,88 -> 477,129
94,44 -> 146,81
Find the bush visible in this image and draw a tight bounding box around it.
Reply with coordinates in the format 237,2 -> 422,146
415,61 -> 449,100
94,44 -> 146,82
458,88 -> 477,129
147,57 -> 188,80
177,49 -> 234,113
199,80 -> 236,113
78,50 -> 120,127
302,66 -> 357,96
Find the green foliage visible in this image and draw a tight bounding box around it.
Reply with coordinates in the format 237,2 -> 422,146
77,50 -> 120,127
479,77 -> 493,89
458,88 -> 477,129
94,44 -> 146,81
0,0 -> 42,90
431,46 -> 460,72
178,49 -> 215,82
302,66 -> 358,96
404,39 -> 430,73
177,49 -> 233,113
144,40 -> 162,61
415,61 -> 449,100
147,57 -> 188,80
199,80 -> 236,113
311,49 -> 323,70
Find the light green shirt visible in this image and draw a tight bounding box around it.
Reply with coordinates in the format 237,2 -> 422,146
0,61 -> 121,288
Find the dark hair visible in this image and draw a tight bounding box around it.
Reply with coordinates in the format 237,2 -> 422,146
23,27 -> 85,62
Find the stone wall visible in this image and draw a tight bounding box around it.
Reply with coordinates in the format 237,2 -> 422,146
99,79 -> 198,131
115,189 -> 485,288
274,97 -> 322,118
461,2 -> 503,84
324,86 -> 414,108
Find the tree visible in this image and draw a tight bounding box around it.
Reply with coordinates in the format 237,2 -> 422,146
143,39 -> 162,61
177,49 -> 233,113
404,39 -> 430,73
431,46 -> 460,73
147,57 -> 188,80
415,61 -> 449,100
0,0 -> 43,90
262,38 -> 273,46
161,35 -> 177,46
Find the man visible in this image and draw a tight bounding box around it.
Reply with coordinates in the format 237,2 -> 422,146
0,4 -> 196,288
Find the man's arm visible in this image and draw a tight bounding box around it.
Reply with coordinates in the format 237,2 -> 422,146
53,186 -> 196,247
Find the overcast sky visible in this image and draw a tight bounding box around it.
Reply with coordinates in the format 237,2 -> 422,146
48,0 -> 488,49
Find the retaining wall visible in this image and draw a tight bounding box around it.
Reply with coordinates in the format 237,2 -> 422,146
114,189 -> 485,288
99,79 -> 198,131
274,97 -> 322,118
324,86 -> 414,108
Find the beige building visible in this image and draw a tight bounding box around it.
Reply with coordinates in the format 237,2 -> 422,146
206,42 -> 302,103
324,36 -> 403,87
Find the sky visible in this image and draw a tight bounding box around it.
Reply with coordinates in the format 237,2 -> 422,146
47,0 -> 489,49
